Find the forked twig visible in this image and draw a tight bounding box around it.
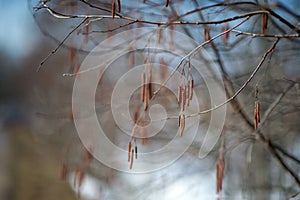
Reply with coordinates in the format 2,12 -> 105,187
232,29 -> 300,38
37,17 -> 88,71
152,17 -> 250,98
188,38 -> 280,116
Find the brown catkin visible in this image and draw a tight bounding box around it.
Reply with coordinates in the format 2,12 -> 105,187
216,162 -> 220,193
130,149 -> 134,169
219,159 -> 224,191
189,79 -> 194,100
254,101 -> 260,129
203,26 -> 211,41
84,19 -> 89,44
165,0 -> 169,7
111,0 -> 115,18
128,142 -> 131,162
177,85 -> 182,105
77,169 -> 84,187
74,166 -> 84,188
144,89 -> 148,110
129,52 -> 134,67
186,85 -> 190,106
256,101 -> 260,123
181,86 -> 186,112
133,110 -> 138,124
221,23 -> 229,45
148,69 -> 153,100
179,114 -> 185,137
261,13 -> 268,34
141,72 -> 146,102
135,145 -> 138,159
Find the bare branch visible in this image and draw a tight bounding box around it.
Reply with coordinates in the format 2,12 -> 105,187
37,17 -> 88,71
232,29 -> 300,38
188,38 -> 280,116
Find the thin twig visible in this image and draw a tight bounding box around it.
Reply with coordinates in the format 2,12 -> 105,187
259,83 -> 295,126
37,18 -> 88,71
265,139 -> 300,187
38,3 -> 267,26
252,82 -> 300,165
187,38 -> 280,116
152,17 -> 250,98
88,20 -> 137,34
232,29 -> 300,38
179,1 -> 300,33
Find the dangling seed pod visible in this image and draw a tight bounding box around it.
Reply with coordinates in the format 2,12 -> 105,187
203,26 -> 211,42
177,85 -> 182,105
185,84 -> 189,106
216,158 -> 224,193
127,142 -> 131,162
219,159 -> 224,191
148,67 -> 153,100
144,89 -> 148,111
216,162 -> 220,193
129,52 -> 134,67
84,19 -> 90,44
261,13 -> 268,34
111,0 -> 115,18
74,166 -> 84,188
179,114 -> 185,137
135,144 -> 138,159
254,100 -> 260,129
165,0 -> 169,7
221,23 -> 229,45
130,149 -> 134,169
181,86 -> 186,112
133,109 -> 138,124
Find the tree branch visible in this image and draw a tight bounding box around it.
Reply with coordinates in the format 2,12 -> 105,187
188,38 -> 280,116
37,17 -> 88,71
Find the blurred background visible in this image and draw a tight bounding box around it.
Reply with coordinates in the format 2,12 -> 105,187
0,0 -> 77,199
0,0 -> 299,199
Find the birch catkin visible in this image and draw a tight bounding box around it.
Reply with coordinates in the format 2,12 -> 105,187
111,0 -> 115,18
179,114 -> 185,137
130,149 -> 134,169
261,13 -> 268,34
181,86 -> 186,112
127,142 -> 131,162
254,100 -> 260,129
148,68 -> 153,100
177,85 -> 182,105
135,145 -> 138,159
141,72 -> 146,102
